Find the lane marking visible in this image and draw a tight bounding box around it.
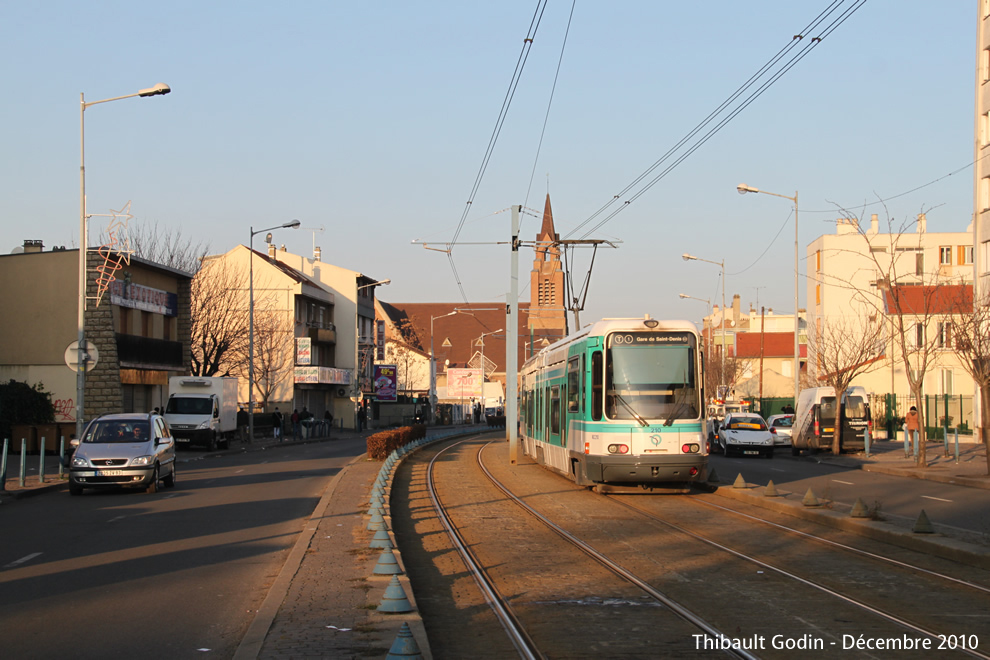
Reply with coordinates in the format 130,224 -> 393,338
108,516 -> 128,523
922,495 -> 953,503
4,552 -> 42,569
831,480 -> 855,485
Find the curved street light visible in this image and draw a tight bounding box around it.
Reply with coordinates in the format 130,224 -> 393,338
77,83 -> 171,441
683,253 -> 727,398
737,183 -> 800,404
248,219 -> 301,441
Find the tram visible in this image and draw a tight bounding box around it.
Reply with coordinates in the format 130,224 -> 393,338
520,315 -> 708,490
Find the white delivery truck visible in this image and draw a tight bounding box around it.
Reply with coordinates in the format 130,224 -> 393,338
164,376 -> 239,451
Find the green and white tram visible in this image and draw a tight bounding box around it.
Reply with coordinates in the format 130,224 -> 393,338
520,315 -> 708,490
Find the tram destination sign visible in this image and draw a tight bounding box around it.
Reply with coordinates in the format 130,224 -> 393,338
609,331 -> 692,347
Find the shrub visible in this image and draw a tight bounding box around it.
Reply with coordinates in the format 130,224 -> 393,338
366,424 -> 427,460
0,380 -> 55,441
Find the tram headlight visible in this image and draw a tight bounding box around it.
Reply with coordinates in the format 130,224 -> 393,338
607,444 -> 629,454
681,443 -> 701,454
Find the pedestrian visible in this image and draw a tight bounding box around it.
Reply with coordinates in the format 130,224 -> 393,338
237,407 -> 248,443
906,406 -> 921,443
272,407 -> 283,441
291,409 -> 301,439
324,409 -> 333,435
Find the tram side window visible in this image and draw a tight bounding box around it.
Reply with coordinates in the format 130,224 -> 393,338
550,385 -> 561,434
567,357 -> 580,412
591,351 -> 603,421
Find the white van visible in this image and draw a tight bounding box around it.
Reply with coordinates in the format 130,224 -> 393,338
792,386 -> 870,455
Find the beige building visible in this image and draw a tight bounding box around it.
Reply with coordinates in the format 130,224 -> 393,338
0,240 -> 192,426
807,215 -> 974,399
205,243 -> 385,429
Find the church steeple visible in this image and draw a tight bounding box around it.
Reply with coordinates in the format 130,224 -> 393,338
529,194 -> 567,337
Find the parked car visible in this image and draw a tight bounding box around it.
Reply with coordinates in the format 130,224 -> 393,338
767,414 -> 794,447
792,386 -> 871,456
716,412 -> 774,458
69,412 -> 177,495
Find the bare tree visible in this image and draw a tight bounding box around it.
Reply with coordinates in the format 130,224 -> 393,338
384,341 -> 429,397
99,219 -> 209,273
947,290 -> 990,475
243,296 -> 295,410
190,258 -> 249,377
822,207 -> 959,467
806,314 -> 885,454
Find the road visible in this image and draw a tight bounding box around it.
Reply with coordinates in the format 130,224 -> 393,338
710,450 -> 990,537
0,438 -> 365,659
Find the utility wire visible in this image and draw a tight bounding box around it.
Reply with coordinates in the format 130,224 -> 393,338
564,0 -> 866,240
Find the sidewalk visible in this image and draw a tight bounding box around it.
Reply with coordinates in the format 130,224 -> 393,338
811,437 -> 990,489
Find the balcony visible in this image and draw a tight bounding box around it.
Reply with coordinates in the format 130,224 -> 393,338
115,333 -> 184,369
307,324 -> 336,344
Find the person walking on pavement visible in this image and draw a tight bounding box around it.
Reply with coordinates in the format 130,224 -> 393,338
906,406 -> 921,443
291,409 -> 301,439
272,407 -> 283,441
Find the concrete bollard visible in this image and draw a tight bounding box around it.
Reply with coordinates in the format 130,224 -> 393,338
39,436 -> 46,484
1,438 -> 8,493
707,467 -> 720,484
732,473 -> 747,489
802,488 -> 821,507
369,529 -> 393,549
764,480 -> 780,497
902,425 -> 910,458
367,509 -> 387,531
850,498 -> 870,518
20,438 -> 27,487
373,549 -> 403,575
913,509 -> 935,534
377,575 -> 414,613
954,428 -> 960,464
864,427 -> 871,458
386,622 -> 424,660
58,436 -> 65,479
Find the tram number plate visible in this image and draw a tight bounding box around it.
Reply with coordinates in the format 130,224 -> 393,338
97,470 -> 125,476
743,450 -> 760,455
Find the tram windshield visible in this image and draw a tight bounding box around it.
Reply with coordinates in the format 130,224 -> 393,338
605,332 -> 700,422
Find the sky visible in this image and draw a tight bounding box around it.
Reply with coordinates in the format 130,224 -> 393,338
0,1 -> 977,329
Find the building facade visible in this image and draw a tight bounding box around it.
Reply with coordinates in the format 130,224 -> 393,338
0,241 -> 192,426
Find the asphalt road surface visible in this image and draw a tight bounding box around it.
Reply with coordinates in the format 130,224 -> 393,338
0,438 -> 365,659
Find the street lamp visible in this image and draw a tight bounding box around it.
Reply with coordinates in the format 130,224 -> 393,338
737,183 -> 800,404
429,310 -> 462,424
248,219 -> 301,442
682,253 -> 727,398
77,83 -> 171,442
476,328 -> 502,417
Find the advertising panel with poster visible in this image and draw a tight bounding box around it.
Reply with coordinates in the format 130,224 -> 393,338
446,368 -> 482,399
373,364 -> 397,402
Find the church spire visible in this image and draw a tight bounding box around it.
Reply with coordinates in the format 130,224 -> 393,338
539,193 -> 555,240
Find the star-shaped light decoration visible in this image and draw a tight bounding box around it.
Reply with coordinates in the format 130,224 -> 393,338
93,201 -> 135,306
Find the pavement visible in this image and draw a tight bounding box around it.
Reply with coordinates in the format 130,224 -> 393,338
3,429 -> 989,658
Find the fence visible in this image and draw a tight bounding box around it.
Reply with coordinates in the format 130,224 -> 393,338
871,393 -> 974,440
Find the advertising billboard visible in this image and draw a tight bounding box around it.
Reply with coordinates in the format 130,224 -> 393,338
373,364 -> 397,402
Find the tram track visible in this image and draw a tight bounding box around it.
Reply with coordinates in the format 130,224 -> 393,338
401,434 -> 990,658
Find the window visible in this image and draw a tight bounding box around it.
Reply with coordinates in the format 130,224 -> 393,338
982,241 -> 990,275
815,250 -> 821,271
941,368 -> 954,396
815,284 -> 821,305
567,357 -> 580,412
915,322 -> 925,348
591,351 -> 603,421
915,252 -> 924,276
550,386 -> 560,435
961,245 -> 974,265
937,322 -> 949,348
939,246 -> 952,265
982,177 -> 990,211
982,111 -> 990,148
119,307 -> 129,334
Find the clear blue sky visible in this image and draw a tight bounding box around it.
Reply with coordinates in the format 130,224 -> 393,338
0,1 -> 975,327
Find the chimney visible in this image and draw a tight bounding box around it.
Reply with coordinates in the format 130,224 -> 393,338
314,246 -> 322,262
836,217 -> 858,235
870,213 -> 879,235
732,294 -> 741,322
917,213 -> 926,233
267,243 -> 276,258
23,240 -> 43,253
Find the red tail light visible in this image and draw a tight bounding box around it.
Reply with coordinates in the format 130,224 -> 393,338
584,442 -> 590,455
770,427 -> 777,435
814,420 -> 820,436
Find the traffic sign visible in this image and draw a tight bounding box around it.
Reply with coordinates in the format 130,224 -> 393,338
64,340 -> 99,372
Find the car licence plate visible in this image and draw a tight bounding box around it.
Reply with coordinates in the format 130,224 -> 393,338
744,450 -> 759,455
97,470 -> 125,476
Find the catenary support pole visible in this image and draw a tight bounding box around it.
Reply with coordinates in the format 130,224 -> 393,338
508,205 -> 520,464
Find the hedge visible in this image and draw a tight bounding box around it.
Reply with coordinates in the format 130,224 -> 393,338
366,424 -> 427,460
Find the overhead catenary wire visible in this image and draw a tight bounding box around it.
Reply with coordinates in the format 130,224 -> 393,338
564,0 -> 867,241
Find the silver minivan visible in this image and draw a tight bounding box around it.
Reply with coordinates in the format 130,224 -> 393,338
69,413 -> 177,495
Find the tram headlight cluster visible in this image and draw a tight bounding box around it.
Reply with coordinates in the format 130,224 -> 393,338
681,443 -> 701,454
607,443 -> 629,454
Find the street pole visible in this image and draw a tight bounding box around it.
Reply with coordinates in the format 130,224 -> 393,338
508,205 -> 520,464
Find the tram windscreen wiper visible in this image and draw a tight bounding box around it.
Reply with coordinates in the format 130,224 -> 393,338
664,370 -> 690,427
612,390 -> 649,427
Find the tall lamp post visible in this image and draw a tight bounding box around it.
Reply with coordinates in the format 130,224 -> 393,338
248,220 -> 301,442
737,183 -> 800,405
678,293 -> 711,348
77,83 -> 171,442
429,310 -> 461,424
682,253 -> 727,398
475,328 -> 502,417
